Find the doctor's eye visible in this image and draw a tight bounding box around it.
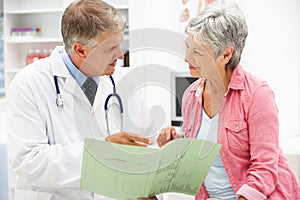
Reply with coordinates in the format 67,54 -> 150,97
107,45 -> 120,52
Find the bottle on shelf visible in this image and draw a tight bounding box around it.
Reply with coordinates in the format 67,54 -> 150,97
40,49 -> 49,59
26,48 -> 53,65
32,49 -> 41,63
26,49 -> 35,65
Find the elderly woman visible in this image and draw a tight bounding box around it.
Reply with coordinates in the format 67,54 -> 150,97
150,1 -> 300,200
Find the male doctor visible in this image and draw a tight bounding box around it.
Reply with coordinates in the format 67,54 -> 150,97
7,0 -> 156,199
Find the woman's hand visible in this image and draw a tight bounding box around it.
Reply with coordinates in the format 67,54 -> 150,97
238,196 -> 247,200
105,132 -> 153,147
157,126 -> 181,147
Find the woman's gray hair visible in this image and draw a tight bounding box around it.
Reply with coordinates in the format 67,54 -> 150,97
185,1 -> 248,70
61,0 -> 126,54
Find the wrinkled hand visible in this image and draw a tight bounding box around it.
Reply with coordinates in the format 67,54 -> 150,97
138,196 -> 158,200
105,132 -> 153,147
157,126 -> 181,147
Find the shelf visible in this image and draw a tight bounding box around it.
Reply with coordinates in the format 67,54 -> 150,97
5,37 -> 63,44
5,8 -> 63,14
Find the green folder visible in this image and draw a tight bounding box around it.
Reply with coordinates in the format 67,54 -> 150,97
80,138 -> 221,200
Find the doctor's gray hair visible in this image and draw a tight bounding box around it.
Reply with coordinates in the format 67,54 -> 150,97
61,0 -> 126,54
185,1 -> 248,71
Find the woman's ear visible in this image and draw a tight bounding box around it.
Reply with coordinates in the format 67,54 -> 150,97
223,46 -> 234,64
72,42 -> 89,59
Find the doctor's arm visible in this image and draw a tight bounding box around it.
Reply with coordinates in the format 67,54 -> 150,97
7,77 -> 84,188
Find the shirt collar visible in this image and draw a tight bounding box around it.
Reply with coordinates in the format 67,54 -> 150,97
60,48 -> 99,87
190,78 -> 205,92
228,64 -> 245,91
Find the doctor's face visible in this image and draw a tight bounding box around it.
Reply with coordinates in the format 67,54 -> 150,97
80,32 -> 124,76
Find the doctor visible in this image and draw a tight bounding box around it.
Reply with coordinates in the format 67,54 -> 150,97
7,0 -> 154,199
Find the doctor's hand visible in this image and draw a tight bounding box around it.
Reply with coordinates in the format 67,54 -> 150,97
157,126 -> 181,147
105,132 -> 153,147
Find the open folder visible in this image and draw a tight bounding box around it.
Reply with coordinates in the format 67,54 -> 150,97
80,138 -> 221,200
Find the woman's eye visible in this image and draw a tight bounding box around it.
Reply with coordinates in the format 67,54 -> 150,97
194,50 -> 203,56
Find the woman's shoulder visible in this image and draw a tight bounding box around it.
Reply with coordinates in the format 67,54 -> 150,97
233,65 -> 270,92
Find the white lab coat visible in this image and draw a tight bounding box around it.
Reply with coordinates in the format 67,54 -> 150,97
7,46 -> 159,200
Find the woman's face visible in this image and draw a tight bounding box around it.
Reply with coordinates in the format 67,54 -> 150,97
184,36 -> 222,80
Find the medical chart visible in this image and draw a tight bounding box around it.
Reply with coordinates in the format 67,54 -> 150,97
80,138 -> 221,200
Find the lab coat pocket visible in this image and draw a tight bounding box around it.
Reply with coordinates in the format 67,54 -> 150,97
224,120 -> 249,151
14,189 -> 53,200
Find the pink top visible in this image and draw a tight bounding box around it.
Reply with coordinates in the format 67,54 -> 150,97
181,65 -> 300,200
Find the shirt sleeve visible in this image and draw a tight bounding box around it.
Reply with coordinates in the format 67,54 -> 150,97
237,84 -> 279,199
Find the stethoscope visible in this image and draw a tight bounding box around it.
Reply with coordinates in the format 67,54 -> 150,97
53,75 -> 123,136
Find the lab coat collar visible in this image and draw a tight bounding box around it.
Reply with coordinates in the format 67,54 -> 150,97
49,46 -> 93,108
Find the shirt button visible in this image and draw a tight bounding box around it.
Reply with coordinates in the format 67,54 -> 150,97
236,125 -> 239,129
228,168 -> 231,173
222,153 -> 225,157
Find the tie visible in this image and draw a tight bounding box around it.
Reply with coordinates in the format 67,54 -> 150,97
82,77 -> 98,106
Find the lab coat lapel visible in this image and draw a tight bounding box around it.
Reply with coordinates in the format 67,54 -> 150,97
93,75 -> 111,109
49,47 -> 91,107
64,76 -> 89,106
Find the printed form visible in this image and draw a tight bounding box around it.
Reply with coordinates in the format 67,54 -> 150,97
80,138 -> 221,200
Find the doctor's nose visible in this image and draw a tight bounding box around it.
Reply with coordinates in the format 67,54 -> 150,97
116,46 -> 124,60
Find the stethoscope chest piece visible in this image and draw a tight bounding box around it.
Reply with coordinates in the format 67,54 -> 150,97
54,75 -> 64,108
56,94 -> 64,108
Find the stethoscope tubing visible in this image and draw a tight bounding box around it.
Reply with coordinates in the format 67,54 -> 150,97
54,75 -> 124,136
104,76 -> 124,135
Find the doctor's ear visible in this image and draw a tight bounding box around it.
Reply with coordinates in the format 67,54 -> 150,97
72,43 -> 89,59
